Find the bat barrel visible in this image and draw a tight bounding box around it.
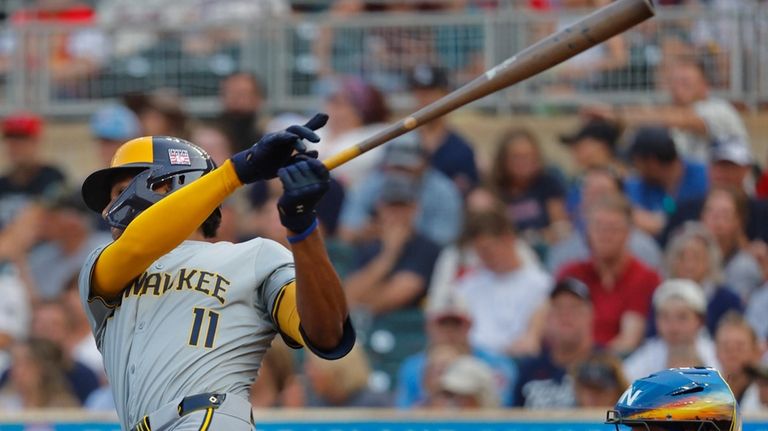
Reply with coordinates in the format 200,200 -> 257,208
323,0 -> 656,170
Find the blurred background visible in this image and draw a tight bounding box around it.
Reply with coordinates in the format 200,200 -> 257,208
0,0 -> 768,429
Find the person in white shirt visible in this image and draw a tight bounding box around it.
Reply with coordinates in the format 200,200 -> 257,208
623,279 -> 719,381
584,58 -> 748,163
0,268 -> 29,374
454,208 -> 551,357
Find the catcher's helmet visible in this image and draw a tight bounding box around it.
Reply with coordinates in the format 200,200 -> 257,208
606,367 -> 741,431
81,135 -> 216,229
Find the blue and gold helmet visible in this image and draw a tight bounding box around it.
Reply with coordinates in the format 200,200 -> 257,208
606,368 -> 741,431
81,136 -> 216,229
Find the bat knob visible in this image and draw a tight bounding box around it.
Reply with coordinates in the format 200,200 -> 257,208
304,113 -> 329,131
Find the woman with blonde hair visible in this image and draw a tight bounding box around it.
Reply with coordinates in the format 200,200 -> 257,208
660,221 -> 743,336
0,338 -> 79,409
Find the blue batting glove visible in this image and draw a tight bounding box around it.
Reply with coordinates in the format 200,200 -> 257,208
230,113 -> 328,184
277,155 -> 330,234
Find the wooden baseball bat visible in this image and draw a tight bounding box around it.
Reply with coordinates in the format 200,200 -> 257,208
322,0 -> 655,171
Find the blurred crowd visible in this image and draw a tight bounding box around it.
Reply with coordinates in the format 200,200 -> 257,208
0,0 -> 764,102
0,53 -> 768,414
0,0 -> 767,419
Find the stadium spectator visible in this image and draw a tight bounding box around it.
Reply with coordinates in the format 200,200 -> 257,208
339,135 -> 462,246
490,128 -> 569,247
0,268 -> 29,375
190,123 -> 241,243
514,278 -> 595,409
746,363 -> 768,412
662,136 -> 768,245
427,188 -> 541,313
249,339 -> 301,408
344,174 -> 442,316
407,64 -> 478,196
419,344 -> 462,408
60,277 -> 102,379
700,186 -> 764,300
624,126 -> 709,237
124,89 -> 189,139
427,355 -> 500,409
455,209 -> 551,356
26,190 -> 111,299
217,72 -> 265,153
0,112 -> 66,227
28,301 -> 100,403
191,123 -> 235,167
301,344 -> 390,407
548,167 -> 662,273
744,268 -> 768,346
584,58 -> 748,163
657,222 -> 743,336
0,338 -> 79,409
572,351 -> 629,408
0,0 -> 107,94
243,179 -> 290,246
316,77 -> 390,185
513,278 -> 594,409
714,313 -> 765,413
560,118 -> 622,174
623,279 -> 719,382
558,195 -> 660,354
90,104 -> 141,167
551,0 -> 628,92
396,294 -> 516,408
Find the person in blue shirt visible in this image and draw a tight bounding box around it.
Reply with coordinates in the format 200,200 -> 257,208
407,64 -> 479,196
395,295 -> 517,408
624,126 -> 709,238
339,134 -> 463,246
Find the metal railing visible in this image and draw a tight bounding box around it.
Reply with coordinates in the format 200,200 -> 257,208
0,3 -> 766,117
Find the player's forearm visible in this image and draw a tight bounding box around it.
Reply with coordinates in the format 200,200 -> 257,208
290,229 -> 348,350
620,106 -> 708,135
93,161 -> 242,296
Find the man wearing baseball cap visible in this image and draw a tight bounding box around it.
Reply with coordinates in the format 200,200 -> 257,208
0,112 -> 66,227
513,278 -> 596,408
662,135 -> 768,245
407,64 -> 478,196
622,279 -> 719,382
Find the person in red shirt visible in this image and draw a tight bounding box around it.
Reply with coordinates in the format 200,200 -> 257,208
558,195 -> 660,356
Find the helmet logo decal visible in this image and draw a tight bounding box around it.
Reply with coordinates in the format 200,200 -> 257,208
619,387 -> 643,406
169,148 -> 191,165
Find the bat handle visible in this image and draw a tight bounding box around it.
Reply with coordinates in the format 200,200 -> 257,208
321,146 -> 363,171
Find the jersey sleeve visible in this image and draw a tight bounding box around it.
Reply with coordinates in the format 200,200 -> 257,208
78,246 -> 115,350
254,238 -> 355,360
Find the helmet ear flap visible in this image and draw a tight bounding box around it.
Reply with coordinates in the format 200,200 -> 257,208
105,170 -> 164,229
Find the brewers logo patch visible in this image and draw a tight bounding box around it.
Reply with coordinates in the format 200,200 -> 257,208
169,149 -> 191,165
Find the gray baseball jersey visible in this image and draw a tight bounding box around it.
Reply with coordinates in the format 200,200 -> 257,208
79,238 -> 296,429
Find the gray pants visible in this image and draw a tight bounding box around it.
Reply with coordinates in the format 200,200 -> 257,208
133,393 -> 253,431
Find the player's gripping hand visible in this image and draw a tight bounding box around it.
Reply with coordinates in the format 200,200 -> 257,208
277,155 -> 330,235
230,113 -> 328,184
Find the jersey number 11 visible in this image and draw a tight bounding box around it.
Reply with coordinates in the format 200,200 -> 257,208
188,307 -> 220,348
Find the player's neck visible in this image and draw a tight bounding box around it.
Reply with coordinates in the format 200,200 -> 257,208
187,230 -> 206,242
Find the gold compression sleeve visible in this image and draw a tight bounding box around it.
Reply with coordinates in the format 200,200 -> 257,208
92,160 -> 243,298
271,281 -> 306,347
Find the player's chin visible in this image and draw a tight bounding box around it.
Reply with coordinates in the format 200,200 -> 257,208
110,227 -> 124,240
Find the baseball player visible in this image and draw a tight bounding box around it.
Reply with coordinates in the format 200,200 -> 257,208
78,113 -> 355,431
606,367 -> 741,431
